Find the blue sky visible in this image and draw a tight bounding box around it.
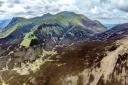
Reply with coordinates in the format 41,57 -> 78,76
0,0 -> 128,24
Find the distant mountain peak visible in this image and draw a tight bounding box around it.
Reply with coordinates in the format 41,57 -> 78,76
57,11 -> 76,15
42,13 -> 52,17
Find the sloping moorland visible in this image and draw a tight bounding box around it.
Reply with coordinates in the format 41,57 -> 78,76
0,12 -> 128,85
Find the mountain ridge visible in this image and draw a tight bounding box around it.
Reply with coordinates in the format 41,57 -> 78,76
93,23 -> 128,41
0,11 -> 106,48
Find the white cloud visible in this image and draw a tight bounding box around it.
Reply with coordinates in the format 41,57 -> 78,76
0,0 -> 128,24
101,0 -> 128,11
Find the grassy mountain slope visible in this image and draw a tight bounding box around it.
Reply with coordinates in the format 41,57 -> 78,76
0,11 -> 106,49
0,17 -> 30,38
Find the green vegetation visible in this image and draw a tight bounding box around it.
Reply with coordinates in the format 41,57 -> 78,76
42,28 -> 49,33
40,14 -> 85,27
0,19 -> 31,38
42,27 -> 60,34
0,24 -> 20,38
20,32 -> 37,47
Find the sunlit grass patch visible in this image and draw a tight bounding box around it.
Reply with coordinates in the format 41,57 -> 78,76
13,50 -> 57,75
